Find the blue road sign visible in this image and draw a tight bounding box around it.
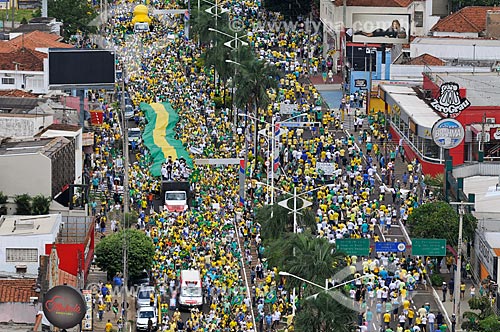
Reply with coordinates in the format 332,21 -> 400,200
375,242 -> 406,253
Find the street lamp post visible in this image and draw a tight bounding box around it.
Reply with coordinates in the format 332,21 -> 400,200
450,201 -> 474,329
209,28 -> 248,126
279,271 -> 375,315
242,112 -> 307,205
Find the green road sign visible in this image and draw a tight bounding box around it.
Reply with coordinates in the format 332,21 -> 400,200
336,239 -> 370,256
412,238 -> 446,256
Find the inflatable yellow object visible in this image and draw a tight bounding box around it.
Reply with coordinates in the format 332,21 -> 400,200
132,4 -> 151,24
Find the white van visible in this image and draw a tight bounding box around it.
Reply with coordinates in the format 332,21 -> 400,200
134,22 -> 150,33
178,270 -> 203,308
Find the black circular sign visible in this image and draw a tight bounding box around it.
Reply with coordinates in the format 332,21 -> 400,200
42,285 -> 86,329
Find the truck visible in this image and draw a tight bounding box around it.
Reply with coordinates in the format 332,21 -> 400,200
178,270 -> 203,309
162,181 -> 190,212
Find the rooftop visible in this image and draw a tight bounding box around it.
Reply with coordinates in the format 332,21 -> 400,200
0,90 -> 38,98
0,279 -> 38,303
0,31 -> 71,55
40,123 -> 81,133
334,0 -> 412,7
412,36 -> 500,46
428,72 -> 500,106
407,53 -> 445,66
431,6 -> 499,33
0,137 -> 70,158
0,47 -> 45,71
380,84 -> 441,131
8,31 -> 71,51
0,214 -> 61,236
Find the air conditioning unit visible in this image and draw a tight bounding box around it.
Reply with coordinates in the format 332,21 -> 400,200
486,118 -> 496,124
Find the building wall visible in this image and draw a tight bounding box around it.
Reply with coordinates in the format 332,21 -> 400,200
0,154 -> 51,197
411,39 -> 500,60
0,70 -> 46,94
432,31 -> 479,38
0,303 -> 38,324
0,115 -> 53,139
391,65 -> 491,82
41,129 -> 83,184
0,233 -> 59,276
50,139 -> 76,197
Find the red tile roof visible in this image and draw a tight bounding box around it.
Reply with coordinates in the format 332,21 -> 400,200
334,0 -> 412,7
431,6 -> 499,33
0,90 -> 38,98
0,42 -> 16,53
0,48 -> 45,71
0,279 -> 38,303
408,53 -> 446,66
8,31 -> 72,50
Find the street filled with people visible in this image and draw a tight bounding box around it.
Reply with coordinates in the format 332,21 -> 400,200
83,1 -> 460,332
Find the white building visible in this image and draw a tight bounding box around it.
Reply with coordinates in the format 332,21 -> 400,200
39,124 -> 83,184
410,37 -> 500,61
0,136 -> 75,200
0,31 -> 72,94
0,214 -> 62,277
320,0 -> 441,64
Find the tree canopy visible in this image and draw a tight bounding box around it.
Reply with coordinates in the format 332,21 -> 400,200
295,292 -> 357,332
462,296 -> 500,332
48,0 -> 97,39
266,233 -> 345,289
95,229 -> 155,281
407,201 -> 477,247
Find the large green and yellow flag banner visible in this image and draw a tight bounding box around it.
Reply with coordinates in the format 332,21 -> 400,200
141,102 -> 192,177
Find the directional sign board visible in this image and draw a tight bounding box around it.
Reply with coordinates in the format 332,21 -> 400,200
375,242 -> 406,253
336,239 -> 370,256
412,238 -> 446,256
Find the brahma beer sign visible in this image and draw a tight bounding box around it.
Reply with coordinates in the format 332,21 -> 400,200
42,285 -> 86,329
430,82 -> 470,117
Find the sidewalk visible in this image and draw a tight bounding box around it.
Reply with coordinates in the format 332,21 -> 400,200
430,266 -> 476,332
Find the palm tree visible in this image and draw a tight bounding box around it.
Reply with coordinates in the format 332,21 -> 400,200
234,58 -> 278,171
295,292 -> 357,332
266,233 -> 346,289
255,196 -> 317,241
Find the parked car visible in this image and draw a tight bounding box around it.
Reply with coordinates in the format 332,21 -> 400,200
136,285 -> 155,308
136,306 -> 157,331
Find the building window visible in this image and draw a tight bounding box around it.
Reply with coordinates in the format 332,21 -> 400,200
1,77 -> 15,85
6,248 -> 38,262
414,11 -> 424,28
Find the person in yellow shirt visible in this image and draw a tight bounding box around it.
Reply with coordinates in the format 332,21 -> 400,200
383,312 -> 391,328
105,320 -> 113,332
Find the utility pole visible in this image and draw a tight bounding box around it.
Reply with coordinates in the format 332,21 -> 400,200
366,48 -> 373,116
342,0 -> 347,93
120,69 -> 130,330
450,201 -> 475,330
11,0 -> 14,29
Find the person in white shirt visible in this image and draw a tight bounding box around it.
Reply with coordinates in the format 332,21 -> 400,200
427,312 -> 435,332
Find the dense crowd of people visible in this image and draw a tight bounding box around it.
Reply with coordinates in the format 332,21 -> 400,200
82,0 -> 459,331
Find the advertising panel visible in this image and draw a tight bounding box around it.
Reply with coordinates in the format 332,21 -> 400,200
431,118 -> 465,149
352,13 -> 410,44
42,285 -> 86,329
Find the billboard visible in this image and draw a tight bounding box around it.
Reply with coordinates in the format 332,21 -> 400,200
352,13 -> 410,44
49,49 -> 115,89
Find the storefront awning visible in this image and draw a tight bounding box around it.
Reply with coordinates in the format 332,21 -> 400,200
381,85 -> 442,138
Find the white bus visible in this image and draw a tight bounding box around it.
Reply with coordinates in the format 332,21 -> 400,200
178,270 -> 203,308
